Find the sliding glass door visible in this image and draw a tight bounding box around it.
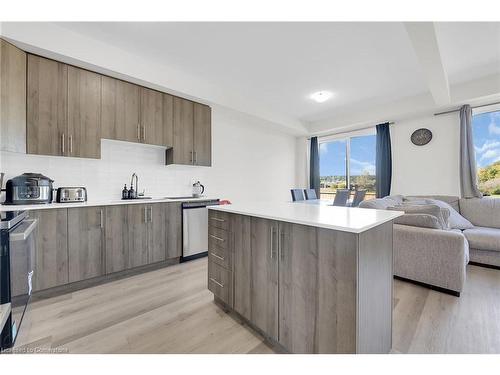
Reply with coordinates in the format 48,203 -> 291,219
319,134 -> 376,200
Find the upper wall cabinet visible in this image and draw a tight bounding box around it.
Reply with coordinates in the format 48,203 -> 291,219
27,55 -> 102,158
68,66 -> 102,158
168,98 -> 212,166
27,54 -> 68,156
0,39 -> 26,153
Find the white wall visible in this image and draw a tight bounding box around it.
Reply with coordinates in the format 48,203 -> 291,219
1,105 -> 297,204
390,113 -> 460,196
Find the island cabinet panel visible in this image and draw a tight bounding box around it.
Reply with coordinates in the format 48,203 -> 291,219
0,39 -> 26,153
30,209 -> 69,291
356,222 -> 393,354
165,202 -> 183,259
250,217 -> 279,340
231,214 -> 251,318
68,207 -> 105,282
67,66 -> 102,158
208,260 -> 233,307
105,205 -> 129,274
101,76 -> 141,143
27,54 -> 68,156
128,204 -> 150,268
148,203 -> 167,263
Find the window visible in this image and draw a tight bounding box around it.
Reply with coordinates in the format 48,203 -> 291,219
473,108 -> 500,196
319,132 -> 376,200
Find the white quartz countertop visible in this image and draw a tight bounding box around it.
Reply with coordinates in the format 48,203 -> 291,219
0,196 -> 218,212
209,200 -> 403,233
0,303 -> 10,332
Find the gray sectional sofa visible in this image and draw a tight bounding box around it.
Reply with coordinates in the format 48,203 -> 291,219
359,195 -> 500,296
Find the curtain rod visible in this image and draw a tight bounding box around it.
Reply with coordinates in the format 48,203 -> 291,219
434,100 -> 500,116
307,121 -> 394,140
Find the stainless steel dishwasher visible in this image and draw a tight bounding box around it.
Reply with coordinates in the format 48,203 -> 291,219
182,199 -> 220,261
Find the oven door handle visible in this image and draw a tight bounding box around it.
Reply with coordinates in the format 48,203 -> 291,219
10,219 -> 39,241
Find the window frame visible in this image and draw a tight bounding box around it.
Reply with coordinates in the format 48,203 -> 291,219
319,128 -> 376,193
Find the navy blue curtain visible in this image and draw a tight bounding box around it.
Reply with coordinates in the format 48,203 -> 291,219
376,123 -> 392,198
309,137 -> 320,197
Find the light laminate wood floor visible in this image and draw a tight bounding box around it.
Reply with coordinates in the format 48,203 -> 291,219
11,258 -> 500,354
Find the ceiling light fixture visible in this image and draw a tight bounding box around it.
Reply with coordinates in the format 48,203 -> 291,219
310,91 -> 333,103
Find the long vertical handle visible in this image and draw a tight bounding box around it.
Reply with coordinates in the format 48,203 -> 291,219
69,135 -> 73,155
61,133 -> 65,155
137,124 -> 140,141
269,226 -> 274,259
149,206 -> 153,223
279,228 -> 285,261
143,125 -> 146,141
99,209 -> 103,228
144,206 -> 147,223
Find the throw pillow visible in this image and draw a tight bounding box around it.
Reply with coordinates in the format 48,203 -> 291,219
424,199 -> 474,230
388,204 -> 448,230
393,213 -> 442,229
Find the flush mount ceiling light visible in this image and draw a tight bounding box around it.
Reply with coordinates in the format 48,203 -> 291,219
310,91 -> 333,103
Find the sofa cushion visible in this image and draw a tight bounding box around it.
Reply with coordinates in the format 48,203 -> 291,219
392,213 -> 442,229
359,197 -> 396,210
463,226 -> 500,252
388,204 -> 449,229
459,197 -> 500,229
405,195 -> 460,212
424,199 -> 473,230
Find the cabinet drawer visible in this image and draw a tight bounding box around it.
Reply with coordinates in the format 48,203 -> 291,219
208,210 -> 229,230
208,260 -> 233,307
208,226 -> 230,250
208,245 -> 232,270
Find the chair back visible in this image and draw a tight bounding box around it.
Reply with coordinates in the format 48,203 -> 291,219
351,190 -> 367,207
291,189 -> 305,201
333,189 -> 350,206
304,189 -> 317,200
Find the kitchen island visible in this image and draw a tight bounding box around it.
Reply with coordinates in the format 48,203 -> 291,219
207,202 -> 403,354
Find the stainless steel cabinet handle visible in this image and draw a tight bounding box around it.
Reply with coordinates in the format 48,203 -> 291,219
210,277 -> 224,288
144,206 -> 147,223
142,125 -> 146,141
279,229 -> 285,261
61,133 -> 65,154
69,135 -> 73,155
193,151 -> 197,164
270,226 -> 274,259
210,217 -> 226,223
209,234 -> 225,242
137,124 -> 140,141
149,206 -> 153,222
189,151 -> 193,163
99,209 -> 103,228
211,252 -> 225,261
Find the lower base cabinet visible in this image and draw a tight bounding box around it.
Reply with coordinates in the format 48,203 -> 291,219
68,206 -> 105,282
28,201 -> 183,293
30,209 -> 69,291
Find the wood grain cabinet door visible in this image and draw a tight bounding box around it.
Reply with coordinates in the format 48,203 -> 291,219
232,214 -> 252,320
101,76 -> 140,143
193,103 -> 212,166
148,204 -> 167,263
171,97 -> 194,165
278,222 -> 318,353
105,205 -> 129,274
27,54 -> 68,156
67,66 -> 102,158
162,93 -> 174,147
68,207 -> 105,282
30,209 -> 69,291
250,217 -> 279,340
128,204 -> 150,268
0,39 -> 26,153
165,202 -> 182,259
140,87 -> 164,146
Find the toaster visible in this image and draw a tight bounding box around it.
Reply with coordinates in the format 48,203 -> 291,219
56,187 -> 87,203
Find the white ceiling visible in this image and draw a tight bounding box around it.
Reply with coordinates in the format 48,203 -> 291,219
55,22 -> 500,130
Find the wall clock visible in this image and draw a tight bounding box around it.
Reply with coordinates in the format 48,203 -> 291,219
411,128 -> 433,146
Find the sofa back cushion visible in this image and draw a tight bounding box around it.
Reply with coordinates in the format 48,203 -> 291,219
405,195 -> 460,212
388,204 -> 449,229
358,195 -> 403,210
459,197 -> 500,229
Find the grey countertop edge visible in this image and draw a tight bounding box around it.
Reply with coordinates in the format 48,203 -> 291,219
208,205 -> 403,234
0,303 -> 11,333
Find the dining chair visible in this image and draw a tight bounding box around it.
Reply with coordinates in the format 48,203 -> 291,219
303,189 -> 317,200
350,190 -> 367,207
332,189 -> 350,206
290,189 -> 305,201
